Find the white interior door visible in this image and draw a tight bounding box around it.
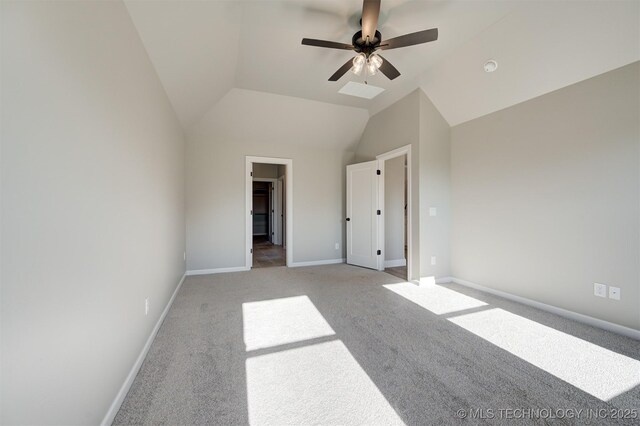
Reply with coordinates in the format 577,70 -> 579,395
346,160 -> 381,270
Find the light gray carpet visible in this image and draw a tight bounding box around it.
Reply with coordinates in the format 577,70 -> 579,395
113,264 -> 640,425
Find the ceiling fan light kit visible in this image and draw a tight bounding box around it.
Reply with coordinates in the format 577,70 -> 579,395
352,53 -> 366,75
301,0 -> 438,83
366,54 -> 383,76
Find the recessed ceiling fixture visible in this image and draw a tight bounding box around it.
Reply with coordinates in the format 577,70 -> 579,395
300,0 -> 439,82
484,60 -> 498,73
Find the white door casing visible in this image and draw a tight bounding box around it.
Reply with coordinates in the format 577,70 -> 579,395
275,177 -> 284,246
377,144 -> 412,281
346,160 -> 382,270
246,156 -> 293,269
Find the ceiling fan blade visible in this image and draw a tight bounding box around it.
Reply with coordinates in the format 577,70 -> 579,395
361,0 -> 381,44
377,55 -> 400,80
379,28 -> 438,50
302,38 -> 354,50
329,58 -> 355,81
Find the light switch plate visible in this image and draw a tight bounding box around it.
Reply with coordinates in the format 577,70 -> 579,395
594,283 -> 607,298
429,207 -> 437,217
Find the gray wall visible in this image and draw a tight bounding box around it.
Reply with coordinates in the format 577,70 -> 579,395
1,1 -> 186,423
355,89 -> 452,281
355,90 -> 421,280
419,91 -> 451,279
186,88 -> 368,271
451,62 -> 640,330
384,155 -> 405,263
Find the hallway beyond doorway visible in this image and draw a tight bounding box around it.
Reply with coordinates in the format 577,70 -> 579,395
253,235 -> 286,268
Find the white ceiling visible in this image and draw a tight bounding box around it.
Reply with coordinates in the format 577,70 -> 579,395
125,0 -> 640,129
124,0 -> 241,127
420,0 -> 640,126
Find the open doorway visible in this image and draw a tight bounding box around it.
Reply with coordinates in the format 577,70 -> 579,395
382,155 -> 407,280
246,157 -> 293,269
252,164 -> 285,268
376,144 -> 412,281
345,145 -> 412,280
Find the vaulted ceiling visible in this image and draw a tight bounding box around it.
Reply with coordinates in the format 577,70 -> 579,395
124,0 -> 640,129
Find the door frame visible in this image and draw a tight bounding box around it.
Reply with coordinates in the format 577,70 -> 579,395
246,156 -> 293,268
253,178 -> 277,243
376,145 -> 413,281
275,176 -> 285,246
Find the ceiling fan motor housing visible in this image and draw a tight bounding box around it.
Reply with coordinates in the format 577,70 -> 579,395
352,30 -> 382,56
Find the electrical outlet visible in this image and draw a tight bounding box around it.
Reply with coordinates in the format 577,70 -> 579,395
429,207 -> 437,217
145,298 -> 149,315
335,243 -> 339,250
431,256 -> 436,265
594,283 -> 607,298
609,286 -> 620,300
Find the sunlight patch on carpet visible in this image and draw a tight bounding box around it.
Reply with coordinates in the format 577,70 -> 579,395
246,340 -> 404,425
242,295 -> 335,351
383,282 -> 487,315
448,308 -> 640,401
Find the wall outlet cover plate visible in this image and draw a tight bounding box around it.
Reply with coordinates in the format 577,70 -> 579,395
609,286 -> 620,300
594,283 -> 607,298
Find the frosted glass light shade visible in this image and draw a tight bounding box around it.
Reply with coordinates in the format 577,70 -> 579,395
352,53 -> 366,75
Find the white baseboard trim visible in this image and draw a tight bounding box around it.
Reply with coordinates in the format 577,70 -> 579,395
101,273 -> 186,426
449,277 -> 640,340
186,266 -> 250,276
384,258 -> 407,268
419,276 -> 454,286
290,258 -> 345,268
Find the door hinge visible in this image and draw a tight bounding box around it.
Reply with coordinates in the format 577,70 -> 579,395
376,169 -> 381,175
250,249 -> 253,253
377,250 -> 381,255
250,210 -> 253,215
377,210 -> 381,215
250,171 -> 253,176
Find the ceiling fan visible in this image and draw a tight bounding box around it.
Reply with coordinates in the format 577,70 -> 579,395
301,0 -> 438,82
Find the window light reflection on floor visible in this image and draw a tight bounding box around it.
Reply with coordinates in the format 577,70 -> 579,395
245,340 -> 405,425
383,281 -> 488,315
242,295 -> 335,351
448,308 -> 640,401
